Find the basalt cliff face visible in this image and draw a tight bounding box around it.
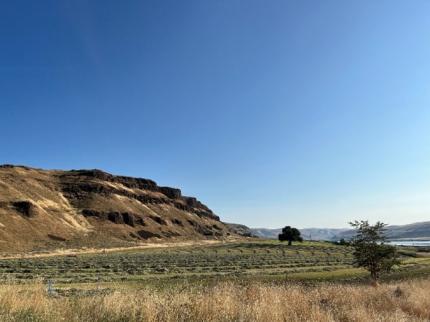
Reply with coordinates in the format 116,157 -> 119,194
0,165 -> 234,253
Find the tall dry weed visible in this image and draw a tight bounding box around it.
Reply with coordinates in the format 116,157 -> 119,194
0,278 -> 428,321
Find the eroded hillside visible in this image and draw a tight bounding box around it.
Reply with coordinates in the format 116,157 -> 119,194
0,165 -> 235,253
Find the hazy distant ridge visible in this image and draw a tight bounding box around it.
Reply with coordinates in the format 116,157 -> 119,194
251,222 -> 430,241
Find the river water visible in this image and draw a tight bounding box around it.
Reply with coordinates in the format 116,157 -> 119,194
388,240 -> 430,247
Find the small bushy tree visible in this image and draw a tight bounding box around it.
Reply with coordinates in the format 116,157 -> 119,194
349,220 -> 399,284
338,238 -> 349,246
278,226 -> 303,245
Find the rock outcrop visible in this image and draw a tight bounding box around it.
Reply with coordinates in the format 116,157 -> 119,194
0,165 -> 235,253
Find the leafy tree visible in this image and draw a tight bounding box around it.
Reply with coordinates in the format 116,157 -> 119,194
278,226 -> 303,245
338,238 -> 348,246
349,220 -> 400,284
333,238 -> 349,246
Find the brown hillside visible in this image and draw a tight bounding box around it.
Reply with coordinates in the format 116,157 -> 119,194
0,165 -> 235,253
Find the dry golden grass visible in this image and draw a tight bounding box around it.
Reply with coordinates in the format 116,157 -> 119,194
0,278 -> 429,321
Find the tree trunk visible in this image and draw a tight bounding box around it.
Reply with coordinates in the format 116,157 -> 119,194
288,240 -> 292,246
370,271 -> 379,287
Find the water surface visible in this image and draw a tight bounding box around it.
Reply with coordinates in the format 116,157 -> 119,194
388,240 -> 430,247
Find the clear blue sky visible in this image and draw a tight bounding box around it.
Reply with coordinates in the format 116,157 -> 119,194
1,1 -> 429,228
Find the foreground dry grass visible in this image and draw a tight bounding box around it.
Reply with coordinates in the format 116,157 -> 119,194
0,279 -> 429,321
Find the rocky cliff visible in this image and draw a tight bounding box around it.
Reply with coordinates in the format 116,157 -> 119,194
0,165 -> 234,253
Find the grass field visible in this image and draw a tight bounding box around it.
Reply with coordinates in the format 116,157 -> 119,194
0,277 -> 429,321
0,240 -> 429,321
0,240 -> 429,286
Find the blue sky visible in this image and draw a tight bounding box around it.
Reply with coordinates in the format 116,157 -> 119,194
1,1 -> 429,228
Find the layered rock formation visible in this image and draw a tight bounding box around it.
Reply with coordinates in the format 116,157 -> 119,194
0,165 -> 234,252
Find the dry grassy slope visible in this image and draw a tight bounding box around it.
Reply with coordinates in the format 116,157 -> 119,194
0,165 -> 235,253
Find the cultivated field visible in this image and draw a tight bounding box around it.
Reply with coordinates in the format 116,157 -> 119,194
0,240 -> 430,321
0,240 -> 429,285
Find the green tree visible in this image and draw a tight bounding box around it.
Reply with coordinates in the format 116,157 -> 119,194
349,220 -> 400,284
338,238 -> 348,246
278,226 -> 303,245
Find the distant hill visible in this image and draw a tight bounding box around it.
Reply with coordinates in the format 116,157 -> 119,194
225,223 -> 256,237
299,228 -> 350,241
251,222 -> 430,241
250,228 -> 281,239
0,165 -> 237,253
387,222 -> 430,239
250,228 -> 348,240
337,221 -> 430,241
